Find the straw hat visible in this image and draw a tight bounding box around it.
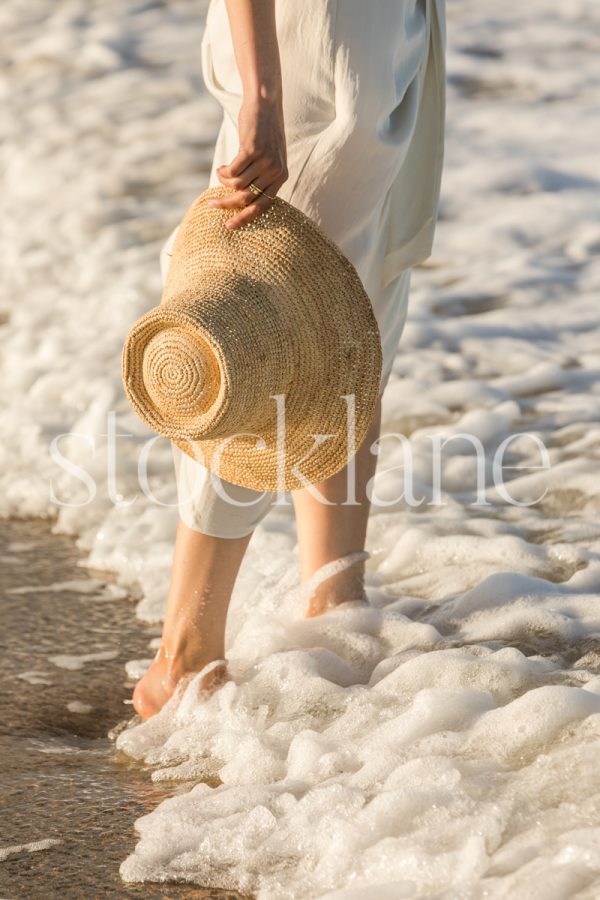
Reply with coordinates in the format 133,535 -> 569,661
121,186 -> 382,492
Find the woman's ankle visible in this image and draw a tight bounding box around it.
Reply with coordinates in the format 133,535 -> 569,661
304,560 -> 367,616
155,636 -> 226,677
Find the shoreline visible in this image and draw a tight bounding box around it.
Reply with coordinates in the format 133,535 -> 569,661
0,515 -> 249,900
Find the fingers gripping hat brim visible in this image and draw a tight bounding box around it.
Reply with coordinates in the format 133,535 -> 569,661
121,186 -> 382,492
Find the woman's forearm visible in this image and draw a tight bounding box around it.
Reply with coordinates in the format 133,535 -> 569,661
211,0 -> 288,228
223,0 -> 282,106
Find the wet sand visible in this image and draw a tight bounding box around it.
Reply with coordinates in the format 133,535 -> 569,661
0,517 -> 247,900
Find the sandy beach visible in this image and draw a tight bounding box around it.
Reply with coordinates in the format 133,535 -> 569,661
1,0 -> 600,897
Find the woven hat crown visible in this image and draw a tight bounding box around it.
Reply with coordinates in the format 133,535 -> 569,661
124,269 -> 294,442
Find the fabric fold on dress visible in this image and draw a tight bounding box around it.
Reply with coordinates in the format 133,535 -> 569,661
200,0 -> 446,292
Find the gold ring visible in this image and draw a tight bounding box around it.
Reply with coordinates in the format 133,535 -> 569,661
248,182 -> 276,201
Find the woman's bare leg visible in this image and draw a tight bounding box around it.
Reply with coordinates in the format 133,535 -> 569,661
132,520 -> 252,718
132,396 -> 383,716
292,396 -> 382,617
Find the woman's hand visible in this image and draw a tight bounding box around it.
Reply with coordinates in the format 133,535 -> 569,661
208,0 -> 287,229
209,95 -> 288,229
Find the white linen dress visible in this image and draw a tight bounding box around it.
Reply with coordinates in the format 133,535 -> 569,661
162,0 -> 447,537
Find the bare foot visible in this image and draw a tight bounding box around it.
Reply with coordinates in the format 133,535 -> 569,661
304,561 -> 369,618
132,645 -> 228,719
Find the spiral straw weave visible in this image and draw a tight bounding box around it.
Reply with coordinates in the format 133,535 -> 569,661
121,186 -> 383,492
